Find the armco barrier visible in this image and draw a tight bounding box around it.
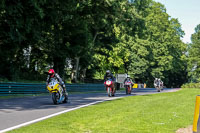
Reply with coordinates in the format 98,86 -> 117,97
0,82 -> 105,96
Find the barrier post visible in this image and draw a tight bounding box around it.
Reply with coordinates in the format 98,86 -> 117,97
193,95 -> 200,133
144,83 -> 146,88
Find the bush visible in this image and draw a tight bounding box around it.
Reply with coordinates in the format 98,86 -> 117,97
0,77 -> 9,82
181,83 -> 200,88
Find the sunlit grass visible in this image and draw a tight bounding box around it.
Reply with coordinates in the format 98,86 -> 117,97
8,88 -> 199,133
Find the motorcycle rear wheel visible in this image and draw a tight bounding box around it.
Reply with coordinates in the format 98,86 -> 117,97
129,88 -> 131,94
112,90 -> 115,96
63,92 -> 68,103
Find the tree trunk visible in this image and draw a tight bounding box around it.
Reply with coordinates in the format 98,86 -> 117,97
53,57 -> 65,78
75,57 -> 80,83
92,32 -> 98,44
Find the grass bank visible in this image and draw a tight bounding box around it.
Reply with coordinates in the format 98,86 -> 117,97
8,88 -> 199,133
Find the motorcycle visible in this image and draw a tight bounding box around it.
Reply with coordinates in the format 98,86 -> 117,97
47,78 -> 68,104
160,82 -> 164,91
124,81 -> 132,95
104,79 -> 115,97
154,82 -> 161,92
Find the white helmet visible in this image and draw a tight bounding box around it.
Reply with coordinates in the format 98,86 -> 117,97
127,75 -> 130,78
106,70 -> 110,74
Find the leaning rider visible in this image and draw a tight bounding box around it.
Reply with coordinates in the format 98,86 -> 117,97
46,69 -> 66,93
159,78 -> 164,89
154,78 -> 160,87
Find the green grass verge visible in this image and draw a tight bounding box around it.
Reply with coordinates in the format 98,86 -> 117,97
8,88 -> 199,133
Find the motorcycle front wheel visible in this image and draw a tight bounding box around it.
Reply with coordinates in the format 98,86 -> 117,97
126,86 -> 128,95
128,86 -> 131,94
157,88 -> 161,92
107,87 -> 112,97
52,92 -> 59,104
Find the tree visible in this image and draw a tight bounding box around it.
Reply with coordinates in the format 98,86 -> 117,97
0,0 -> 45,80
188,24 -> 200,82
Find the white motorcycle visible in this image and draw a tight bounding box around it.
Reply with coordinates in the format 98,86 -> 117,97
154,82 -> 161,92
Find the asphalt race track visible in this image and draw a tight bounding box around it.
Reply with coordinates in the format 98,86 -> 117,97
0,88 -> 180,132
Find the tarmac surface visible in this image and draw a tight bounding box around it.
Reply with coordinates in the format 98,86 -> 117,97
0,87 -> 180,132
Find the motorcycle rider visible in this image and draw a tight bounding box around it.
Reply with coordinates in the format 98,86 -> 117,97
46,69 -> 66,93
159,78 -> 164,90
124,75 -> 133,87
104,70 -> 116,90
154,78 -> 160,88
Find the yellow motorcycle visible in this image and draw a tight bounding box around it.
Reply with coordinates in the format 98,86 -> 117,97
47,78 -> 68,104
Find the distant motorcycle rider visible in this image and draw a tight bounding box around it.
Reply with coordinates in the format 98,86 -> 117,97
124,75 -> 134,93
154,78 -> 160,88
159,78 -> 164,90
124,75 -> 133,86
46,69 -> 66,93
104,70 -> 116,89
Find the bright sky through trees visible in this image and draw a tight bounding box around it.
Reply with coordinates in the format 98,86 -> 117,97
154,0 -> 200,43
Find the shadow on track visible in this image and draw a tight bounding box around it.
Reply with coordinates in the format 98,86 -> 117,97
0,92 -> 129,111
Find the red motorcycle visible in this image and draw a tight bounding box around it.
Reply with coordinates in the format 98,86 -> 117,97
104,79 -> 115,97
124,81 -> 132,94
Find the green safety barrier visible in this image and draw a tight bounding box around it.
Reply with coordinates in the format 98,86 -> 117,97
0,82 -> 105,95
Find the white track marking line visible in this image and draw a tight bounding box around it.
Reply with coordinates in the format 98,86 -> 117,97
0,96 -> 124,133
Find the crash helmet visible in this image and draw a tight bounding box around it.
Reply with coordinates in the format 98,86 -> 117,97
106,70 -> 111,75
48,69 -> 55,77
127,75 -> 130,78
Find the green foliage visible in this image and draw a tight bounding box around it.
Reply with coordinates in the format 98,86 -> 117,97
0,0 -> 188,87
181,83 -> 200,88
187,24 -> 200,82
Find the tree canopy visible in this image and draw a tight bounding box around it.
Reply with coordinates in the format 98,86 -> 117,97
0,0 -> 189,87
187,24 -> 200,82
